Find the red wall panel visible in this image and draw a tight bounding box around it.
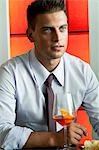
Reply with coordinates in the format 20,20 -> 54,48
66,0 -> 89,32
77,110 -> 92,144
10,33 -> 90,64
67,33 -> 90,63
9,0 -> 89,34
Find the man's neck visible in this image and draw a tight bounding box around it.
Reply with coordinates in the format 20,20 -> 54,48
38,57 -> 60,72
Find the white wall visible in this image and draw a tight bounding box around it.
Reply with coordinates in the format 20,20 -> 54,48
89,0 -> 99,81
89,0 -> 99,139
0,0 -> 10,65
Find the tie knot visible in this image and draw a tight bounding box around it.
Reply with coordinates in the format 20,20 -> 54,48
45,74 -> 54,87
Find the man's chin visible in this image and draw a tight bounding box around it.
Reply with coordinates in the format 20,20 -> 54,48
51,53 -> 64,60
55,51 -> 65,58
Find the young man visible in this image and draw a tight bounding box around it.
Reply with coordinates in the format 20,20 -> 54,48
0,0 -> 99,149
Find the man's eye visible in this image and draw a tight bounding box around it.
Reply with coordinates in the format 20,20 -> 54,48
60,26 -> 67,32
43,28 -> 51,33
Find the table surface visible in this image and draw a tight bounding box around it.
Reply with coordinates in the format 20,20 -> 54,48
21,145 -> 84,150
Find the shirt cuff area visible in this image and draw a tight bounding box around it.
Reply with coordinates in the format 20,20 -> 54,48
1,126 -> 33,149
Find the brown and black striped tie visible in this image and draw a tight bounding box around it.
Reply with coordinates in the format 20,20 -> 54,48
44,74 -> 56,132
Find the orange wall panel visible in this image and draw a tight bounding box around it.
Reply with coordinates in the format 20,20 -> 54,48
9,0 -> 34,34
10,36 -> 33,57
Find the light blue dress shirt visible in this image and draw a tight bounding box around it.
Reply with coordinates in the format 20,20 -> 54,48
0,49 -> 99,149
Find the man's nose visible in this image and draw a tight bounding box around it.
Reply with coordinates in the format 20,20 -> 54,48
52,29 -> 61,42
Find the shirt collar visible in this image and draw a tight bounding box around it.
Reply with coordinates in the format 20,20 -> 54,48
29,49 -> 64,87
52,57 -> 64,86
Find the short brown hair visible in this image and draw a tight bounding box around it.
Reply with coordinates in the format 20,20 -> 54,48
27,0 -> 66,29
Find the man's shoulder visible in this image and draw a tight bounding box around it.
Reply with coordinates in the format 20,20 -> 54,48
63,52 -> 91,74
64,52 -> 89,66
1,50 -> 32,70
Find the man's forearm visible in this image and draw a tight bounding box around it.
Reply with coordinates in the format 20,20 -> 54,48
23,131 -> 64,148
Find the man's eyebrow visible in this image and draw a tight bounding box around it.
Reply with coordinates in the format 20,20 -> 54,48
41,26 -> 53,29
41,24 -> 68,29
60,24 -> 68,27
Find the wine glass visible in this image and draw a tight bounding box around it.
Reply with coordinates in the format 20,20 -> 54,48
53,92 -> 76,150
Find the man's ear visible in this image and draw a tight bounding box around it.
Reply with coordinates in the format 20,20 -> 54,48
26,28 -> 34,42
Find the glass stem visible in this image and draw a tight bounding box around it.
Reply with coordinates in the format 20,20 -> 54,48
64,125 -> 69,148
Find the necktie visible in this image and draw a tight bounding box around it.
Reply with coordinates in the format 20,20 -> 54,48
44,74 -> 56,132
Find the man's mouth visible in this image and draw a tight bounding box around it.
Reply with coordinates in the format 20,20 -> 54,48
51,44 -> 64,50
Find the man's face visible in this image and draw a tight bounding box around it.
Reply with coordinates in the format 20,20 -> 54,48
30,11 -> 68,63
